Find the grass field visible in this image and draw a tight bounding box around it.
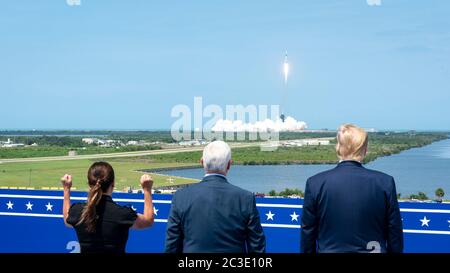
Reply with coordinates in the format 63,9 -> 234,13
0,159 -> 198,191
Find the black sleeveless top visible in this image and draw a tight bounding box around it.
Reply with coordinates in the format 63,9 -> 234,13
67,195 -> 138,253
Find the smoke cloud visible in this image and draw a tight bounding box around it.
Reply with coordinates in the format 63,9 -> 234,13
211,116 -> 307,132
366,0 -> 381,6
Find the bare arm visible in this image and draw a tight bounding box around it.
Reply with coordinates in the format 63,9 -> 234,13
132,174 -> 155,230
61,174 -> 73,228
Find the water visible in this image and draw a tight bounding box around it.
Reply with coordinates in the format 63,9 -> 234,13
158,139 -> 450,198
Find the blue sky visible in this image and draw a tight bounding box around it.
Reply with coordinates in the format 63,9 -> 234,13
0,0 -> 449,130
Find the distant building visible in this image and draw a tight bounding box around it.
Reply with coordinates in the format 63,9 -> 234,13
178,139 -> 208,146
0,138 -> 25,148
68,150 -> 77,156
82,138 -> 98,144
281,138 -> 331,147
127,140 -> 139,146
82,138 -> 121,147
365,128 -> 378,133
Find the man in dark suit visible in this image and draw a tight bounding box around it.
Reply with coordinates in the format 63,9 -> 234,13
301,124 -> 403,253
165,140 -> 266,253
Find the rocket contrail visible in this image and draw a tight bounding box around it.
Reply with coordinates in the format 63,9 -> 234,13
283,50 -> 289,85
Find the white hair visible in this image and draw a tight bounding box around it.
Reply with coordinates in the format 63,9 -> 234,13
202,140 -> 231,173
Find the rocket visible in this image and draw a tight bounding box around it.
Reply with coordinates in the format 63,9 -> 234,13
283,50 -> 289,85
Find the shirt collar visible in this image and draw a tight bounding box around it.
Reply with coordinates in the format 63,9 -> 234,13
337,160 -> 363,167
339,159 -> 361,163
204,173 -> 227,180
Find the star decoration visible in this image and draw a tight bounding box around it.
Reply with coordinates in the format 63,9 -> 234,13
266,211 -> 275,221
420,216 -> 430,227
448,220 -> 450,228
45,202 -> 53,211
154,207 -> 159,216
290,211 -> 299,222
25,201 -> 33,211
131,206 -> 137,211
6,201 -> 13,210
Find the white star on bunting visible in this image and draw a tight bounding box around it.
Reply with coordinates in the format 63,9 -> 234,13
154,207 -> 158,216
290,211 -> 299,222
6,201 -> 13,210
45,202 -> 53,211
420,216 -> 430,227
266,211 -> 275,221
25,201 -> 33,211
448,220 -> 450,228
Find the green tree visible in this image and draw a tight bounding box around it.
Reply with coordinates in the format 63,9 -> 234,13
410,192 -> 429,200
417,192 -> 429,200
435,188 -> 445,202
268,190 -> 277,196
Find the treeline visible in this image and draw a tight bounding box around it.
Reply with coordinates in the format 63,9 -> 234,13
0,131 -> 176,144
1,130 -> 448,145
399,188 -> 446,202
0,145 -> 161,159
143,132 -> 449,165
266,188 -> 447,201
0,136 -> 85,146
268,188 -> 304,197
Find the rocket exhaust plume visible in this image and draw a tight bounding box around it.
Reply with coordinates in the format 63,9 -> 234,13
283,50 -> 289,85
212,116 -> 307,133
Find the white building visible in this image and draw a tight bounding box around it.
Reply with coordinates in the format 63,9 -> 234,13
127,140 -> 139,146
1,138 -> 25,148
82,138 -> 98,144
282,139 -> 331,147
179,139 -> 208,146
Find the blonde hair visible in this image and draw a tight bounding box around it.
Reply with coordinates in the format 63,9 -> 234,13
335,124 -> 368,162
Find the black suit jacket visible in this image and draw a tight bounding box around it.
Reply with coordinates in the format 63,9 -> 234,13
301,161 -> 404,253
165,174 -> 266,253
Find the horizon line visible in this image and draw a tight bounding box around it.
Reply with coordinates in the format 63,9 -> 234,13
0,128 -> 449,133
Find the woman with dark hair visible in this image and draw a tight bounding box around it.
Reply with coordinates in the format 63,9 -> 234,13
61,161 -> 154,253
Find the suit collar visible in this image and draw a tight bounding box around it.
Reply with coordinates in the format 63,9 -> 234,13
337,160 -> 363,168
201,173 -> 229,183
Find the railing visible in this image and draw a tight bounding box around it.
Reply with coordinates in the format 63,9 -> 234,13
0,189 -> 449,253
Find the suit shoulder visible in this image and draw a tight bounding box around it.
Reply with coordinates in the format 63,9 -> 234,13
363,167 -> 394,181
229,183 -> 254,198
171,182 -> 199,200
306,167 -> 336,183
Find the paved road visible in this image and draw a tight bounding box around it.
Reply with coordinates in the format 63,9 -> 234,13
0,143 -> 260,164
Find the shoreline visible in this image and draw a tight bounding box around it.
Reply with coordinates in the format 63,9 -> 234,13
140,138 -> 450,194
141,137 -> 449,173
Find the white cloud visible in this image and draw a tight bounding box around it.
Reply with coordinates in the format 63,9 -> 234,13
367,0 -> 382,6
211,116 -> 307,133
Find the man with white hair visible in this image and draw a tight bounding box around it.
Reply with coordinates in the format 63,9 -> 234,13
165,140 -> 266,253
301,124 -> 403,253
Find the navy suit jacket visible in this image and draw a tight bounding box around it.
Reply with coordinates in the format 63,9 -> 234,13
164,174 -> 266,253
301,161 -> 404,253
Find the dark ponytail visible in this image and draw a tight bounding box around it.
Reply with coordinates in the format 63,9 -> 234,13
77,162 -> 115,232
